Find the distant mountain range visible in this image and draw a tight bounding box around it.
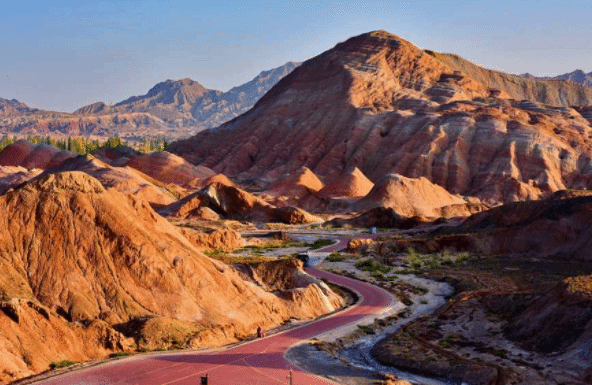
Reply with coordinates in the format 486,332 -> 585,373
521,69 -> 592,88
0,62 -> 300,139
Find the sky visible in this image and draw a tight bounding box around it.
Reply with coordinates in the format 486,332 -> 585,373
2,0 -> 592,112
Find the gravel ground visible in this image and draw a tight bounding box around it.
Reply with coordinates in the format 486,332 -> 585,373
286,256 -> 455,385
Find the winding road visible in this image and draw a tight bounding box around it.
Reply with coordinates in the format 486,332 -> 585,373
36,240 -> 393,385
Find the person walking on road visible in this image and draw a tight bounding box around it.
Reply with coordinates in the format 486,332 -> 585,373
257,326 -> 266,338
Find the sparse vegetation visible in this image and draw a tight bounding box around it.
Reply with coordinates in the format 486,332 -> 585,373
326,251 -> 346,262
438,335 -> 454,347
404,249 -> 472,273
358,324 -> 375,335
0,134 -> 169,155
108,352 -> 133,359
308,239 -> 334,250
49,360 -> 79,370
355,258 -> 391,274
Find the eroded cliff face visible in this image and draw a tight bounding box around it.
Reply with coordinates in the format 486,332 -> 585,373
0,172 -> 342,382
170,30 -> 592,204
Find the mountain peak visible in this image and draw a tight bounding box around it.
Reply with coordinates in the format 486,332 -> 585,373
146,78 -> 209,98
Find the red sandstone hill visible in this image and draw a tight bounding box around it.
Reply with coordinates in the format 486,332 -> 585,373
0,140 -> 76,169
169,30 -> 592,204
42,155 -> 182,206
124,151 -> 216,187
454,194 -> 592,261
353,173 -> 476,218
266,166 -> 324,199
318,167 -> 374,198
0,172 -> 342,382
161,181 -> 323,224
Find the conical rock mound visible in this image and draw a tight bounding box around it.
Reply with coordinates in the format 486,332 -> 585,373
319,167 -> 373,198
354,173 -> 467,217
267,166 -> 324,198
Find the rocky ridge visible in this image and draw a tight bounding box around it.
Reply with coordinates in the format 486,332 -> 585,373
169,30 -> 592,204
0,172 -> 342,382
1,62 -> 299,139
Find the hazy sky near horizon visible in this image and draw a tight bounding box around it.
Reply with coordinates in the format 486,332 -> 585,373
2,0 -> 592,112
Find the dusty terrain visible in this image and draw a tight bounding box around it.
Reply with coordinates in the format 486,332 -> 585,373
359,197 -> 592,385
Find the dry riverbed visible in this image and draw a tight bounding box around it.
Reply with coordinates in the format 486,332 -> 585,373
287,254 -> 455,385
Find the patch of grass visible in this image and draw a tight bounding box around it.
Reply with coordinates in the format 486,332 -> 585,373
355,258 -> 391,274
108,352 -> 132,359
438,335 -> 454,347
401,297 -> 414,306
371,271 -> 388,281
239,240 -> 307,253
405,250 -> 473,272
49,360 -> 79,370
358,324 -> 376,335
326,251 -> 346,262
308,239 -> 334,250
455,252 -> 470,265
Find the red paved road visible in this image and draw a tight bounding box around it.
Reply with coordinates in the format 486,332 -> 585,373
37,240 -> 392,385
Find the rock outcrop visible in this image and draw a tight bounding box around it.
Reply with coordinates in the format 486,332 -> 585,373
169,30 -> 592,204
318,167 -> 374,198
42,155 -> 181,206
0,140 -> 76,169
0,166 -> 42,194
354,174 -> 478,218
326,207 -> 423,229
455,194 -> 592,261
266,166 -> 324,199
125,151 -> 216,187
161,182 -> 322,224
0,172 -> 342,381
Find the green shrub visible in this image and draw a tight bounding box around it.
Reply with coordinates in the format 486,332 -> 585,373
371,271 -> 388,281
358,324 -> 375,334
49,360 -> 79,370
455,252 -> 470,264
108,352 -> 132,359
309,239 -> 334,250
355,258 -> 390,274
438,336 -> 454,347
326,251 -> 346,262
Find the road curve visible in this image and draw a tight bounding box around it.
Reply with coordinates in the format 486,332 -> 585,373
36,241 -> 393,385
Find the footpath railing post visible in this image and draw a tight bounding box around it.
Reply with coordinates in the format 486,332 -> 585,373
289,369 -> 293,385
200,373 -> 208,385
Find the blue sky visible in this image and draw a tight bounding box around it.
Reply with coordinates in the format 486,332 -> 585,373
2,0 -> 592,112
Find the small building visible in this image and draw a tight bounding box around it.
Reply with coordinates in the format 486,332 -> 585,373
369,226 -> 377,235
